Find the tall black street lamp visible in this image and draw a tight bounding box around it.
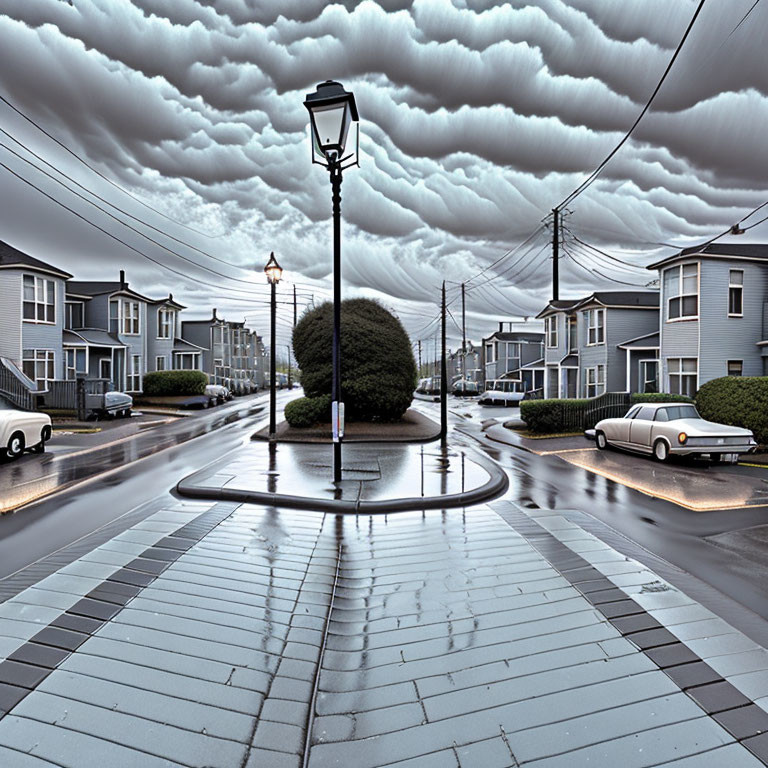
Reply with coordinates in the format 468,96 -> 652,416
264,252 -> 282,440
304,80 -> 359,484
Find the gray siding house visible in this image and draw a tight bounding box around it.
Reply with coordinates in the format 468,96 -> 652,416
66,272 -> 151,393
481,325 -> 545,392
538,292 -> 659,398
0,240 -> 71,390
146,294 -> 204,373
649,243 -> 768,396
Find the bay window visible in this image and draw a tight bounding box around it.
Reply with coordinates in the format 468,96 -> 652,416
667,263 -> 698,320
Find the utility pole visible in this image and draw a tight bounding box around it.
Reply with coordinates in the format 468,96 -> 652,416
286,344 -> 292,389
552,207 -> 560,302
418,339 -> 422,377
293,285 -> 297,327
440,281 -> 447,446
461,281 -> 466,379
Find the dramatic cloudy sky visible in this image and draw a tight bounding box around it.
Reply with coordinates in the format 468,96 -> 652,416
1,0 -> 767,352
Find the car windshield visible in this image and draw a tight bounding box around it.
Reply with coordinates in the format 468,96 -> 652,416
660,405 -> 699,421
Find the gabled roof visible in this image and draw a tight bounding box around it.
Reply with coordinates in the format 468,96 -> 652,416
149,294 -> 186,310
63,328 -> 125,348
576,291 -> 659,309
536,298 -> 584,318
647,243 -> 768,270
484,331 -> 544,343
0,240 -> 72,279
67,281 -> 152,303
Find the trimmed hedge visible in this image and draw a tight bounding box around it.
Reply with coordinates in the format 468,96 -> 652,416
521,392 -> 696,434
142,370 -> 207,396
696,376 -> 768,445
284,395 -> 331,428
292,298 -> 417,422
631,393 -> 694,404
520,398 -> 590,433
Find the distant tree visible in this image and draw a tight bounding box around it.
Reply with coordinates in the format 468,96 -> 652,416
290,298 -> 417,423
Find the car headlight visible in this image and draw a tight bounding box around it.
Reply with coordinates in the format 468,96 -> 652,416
678,432 -> 688,444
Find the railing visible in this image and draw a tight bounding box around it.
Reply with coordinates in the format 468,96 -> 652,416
44,378 -> 110,415
0,358 -> 37,411
584,391 -> 631,428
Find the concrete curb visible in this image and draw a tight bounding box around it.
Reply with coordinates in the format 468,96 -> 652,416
175,448 -> 509,514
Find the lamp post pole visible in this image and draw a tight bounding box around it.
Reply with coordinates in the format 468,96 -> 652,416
269,277 -> 277,439
330,160 -> 343,483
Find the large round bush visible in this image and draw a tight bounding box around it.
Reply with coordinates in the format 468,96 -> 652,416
142,370 -> 207,396
291,298 -> 417,422
696,376 -> 768,445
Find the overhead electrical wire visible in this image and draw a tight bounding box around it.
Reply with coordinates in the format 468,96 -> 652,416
558,0 -> 707,209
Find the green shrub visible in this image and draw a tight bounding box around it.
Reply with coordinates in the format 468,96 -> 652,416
142,370 -> 207,396
292,298 -> 417,422
520,398 -> 590,433
696,376 -> 768,445
284,395 -> 331,428
631,393 -> 694,404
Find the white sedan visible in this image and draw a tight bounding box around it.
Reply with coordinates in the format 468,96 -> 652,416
593,402 -> 756,463
0,409 -> 52,460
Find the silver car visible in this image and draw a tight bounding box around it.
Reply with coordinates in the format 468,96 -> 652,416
593,402 -> 756,463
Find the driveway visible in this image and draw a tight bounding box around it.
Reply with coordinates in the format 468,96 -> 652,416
484,424 -> 768,511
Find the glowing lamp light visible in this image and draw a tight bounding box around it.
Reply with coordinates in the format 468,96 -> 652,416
264,252 -> 283,285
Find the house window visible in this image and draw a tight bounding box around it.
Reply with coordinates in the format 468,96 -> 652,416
568,316 -> 577,351
127,355 -> 142,391
109,300 -> 119,333
65,302 -> 84,329
584,365 -> 605,398
174,353 -> 198,370
667,263 -> 698,320
545,316 -> 558,348
727,360 -> 743,376
123,301 -> 140,335
156,356 -> 166,371
485,343 -> 495,363
728,270 -> 743,316
584,309 -> 605,345
22,275 -> 56,323
668,358 -> 698,397
64,348 -> 87,380
157,308 -> 174,339
22,349 -> 55,388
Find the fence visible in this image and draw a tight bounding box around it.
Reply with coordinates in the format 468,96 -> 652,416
0,358 -> 36,411
584,391 -> 631,428
45,379 -> 110,419
521,391 -> 632,434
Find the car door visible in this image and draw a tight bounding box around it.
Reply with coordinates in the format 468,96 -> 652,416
628,406 -> 656,451
611,406 -> 639,446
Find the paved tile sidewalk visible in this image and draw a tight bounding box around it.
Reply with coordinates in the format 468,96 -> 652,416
0,498 -> 766,767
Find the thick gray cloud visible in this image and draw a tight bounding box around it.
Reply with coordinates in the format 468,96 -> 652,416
0,0 -> 767,348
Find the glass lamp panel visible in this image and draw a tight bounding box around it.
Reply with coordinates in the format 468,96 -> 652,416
311,102 -> 349,152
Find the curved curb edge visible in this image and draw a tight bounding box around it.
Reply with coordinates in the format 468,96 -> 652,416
175,450 -> 509,514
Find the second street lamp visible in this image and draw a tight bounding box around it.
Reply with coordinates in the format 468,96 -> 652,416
264,252 -> 282,440
304,80 -> 359,484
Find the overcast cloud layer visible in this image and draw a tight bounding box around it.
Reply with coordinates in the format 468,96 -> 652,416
1,0 -> 767,348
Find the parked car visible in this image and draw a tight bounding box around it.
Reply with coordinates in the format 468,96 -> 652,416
0,409 -> 52,460
478,379 -> 526,406
87,390 -> 133,420
414,377 -> 441,402
452,379 -> 479,397
205,384 -> 230,405
591,402 -> 756,463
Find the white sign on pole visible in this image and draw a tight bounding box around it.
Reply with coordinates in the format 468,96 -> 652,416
332,401 -> 345,442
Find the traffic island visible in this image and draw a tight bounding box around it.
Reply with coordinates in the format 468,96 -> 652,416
251,407 -> 440,443
176,439 -> 508,513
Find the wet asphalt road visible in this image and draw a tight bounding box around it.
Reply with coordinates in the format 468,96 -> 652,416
0,390 -> 298,585
3,392 -> 768,636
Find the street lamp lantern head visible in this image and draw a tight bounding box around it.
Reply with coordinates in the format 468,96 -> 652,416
264,252 -> 283,285
304,80 -> 359,160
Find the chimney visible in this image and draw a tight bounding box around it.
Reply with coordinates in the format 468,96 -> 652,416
212,307 -> 217,320
119,270 -> 125,289
169,293 -> 173,301
498,322 -> 503,333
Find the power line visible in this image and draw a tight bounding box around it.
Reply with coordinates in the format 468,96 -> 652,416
0,91 -> 224,238
558,0 -> 707,209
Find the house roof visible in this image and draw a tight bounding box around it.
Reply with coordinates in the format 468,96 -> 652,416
67,281 -> 152,303
577,291 -> 659,309
0,240 -> 72,279
535,299 -> 583,318
560,354 -> 579,367
149,294 -> 186,310
647,243 -> 768,270
520,357 -> 545,369
65,328 -> 126,348
617,332 -> 660,350
173,337 -> 206,353
485,331 -> 544,343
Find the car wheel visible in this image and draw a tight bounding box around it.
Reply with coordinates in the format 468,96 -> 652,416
653,439 -> 669,462
595,431 -> 608,451
709,453 -> 724,466
6,431 -> 25,460
31,425 -> 52,454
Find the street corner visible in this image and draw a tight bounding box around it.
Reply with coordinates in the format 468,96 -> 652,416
176,437 -> 509,513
